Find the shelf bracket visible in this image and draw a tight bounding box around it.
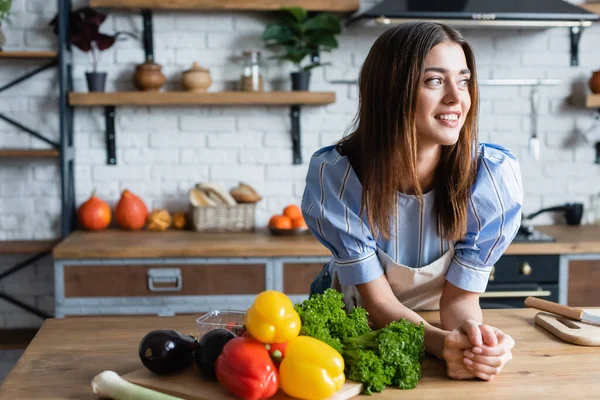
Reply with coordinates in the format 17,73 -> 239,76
570,26 -> 583,67
142,9 -> 154,61
290,105 -> 302,165
104,106 -> 116,165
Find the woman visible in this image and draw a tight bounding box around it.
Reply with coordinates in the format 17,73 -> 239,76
301,22 -> 521,381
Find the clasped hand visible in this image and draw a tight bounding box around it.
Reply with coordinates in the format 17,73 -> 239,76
442,319 -> 514,381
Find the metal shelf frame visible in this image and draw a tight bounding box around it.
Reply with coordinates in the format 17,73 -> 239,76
0,0 -> 76,321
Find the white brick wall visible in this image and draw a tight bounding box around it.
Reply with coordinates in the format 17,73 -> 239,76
1,0 -> 600,327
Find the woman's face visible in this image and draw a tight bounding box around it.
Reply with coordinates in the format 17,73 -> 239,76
415,41 -> 472,148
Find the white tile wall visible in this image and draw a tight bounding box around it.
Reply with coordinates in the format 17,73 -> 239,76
0,0 -> 600,328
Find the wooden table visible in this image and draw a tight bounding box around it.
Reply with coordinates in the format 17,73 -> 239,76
1,308 -> 599,399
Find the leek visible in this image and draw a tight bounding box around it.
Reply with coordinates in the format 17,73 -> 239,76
91,370 -> 184,400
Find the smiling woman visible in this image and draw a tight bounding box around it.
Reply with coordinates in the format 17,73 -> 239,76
301,22 -> 522,382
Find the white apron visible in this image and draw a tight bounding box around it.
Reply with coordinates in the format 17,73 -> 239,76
332,245 -> 455,312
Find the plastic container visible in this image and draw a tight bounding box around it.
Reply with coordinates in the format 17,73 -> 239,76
196,309 -> 247,338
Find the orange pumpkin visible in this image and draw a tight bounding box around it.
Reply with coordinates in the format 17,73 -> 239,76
115,189 -> 148,230
77,190 -> 111,231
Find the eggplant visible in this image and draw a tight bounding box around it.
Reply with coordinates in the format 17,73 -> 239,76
194,328 -> 236,380
138,329 -> 199,375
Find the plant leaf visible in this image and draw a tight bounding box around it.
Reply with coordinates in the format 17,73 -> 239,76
279,7 -> 307,23
95,33 -> 116,51
262,23 -> 295,44
304,13 -> 341,34
306,32 -> 338,50
284,45 -> 310,64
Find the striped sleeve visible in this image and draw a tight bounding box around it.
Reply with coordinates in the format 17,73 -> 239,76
445,143 -> 523,293
301,147 -> 384,286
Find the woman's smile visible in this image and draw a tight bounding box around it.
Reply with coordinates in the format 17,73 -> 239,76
434,111 -> 461,128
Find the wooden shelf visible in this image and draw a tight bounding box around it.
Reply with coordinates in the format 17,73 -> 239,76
69,91 -> 336,106
0,149 -> 60,158
0,51 -> 57,59
581,3 -> 600,15
0,240 -> 59,254
586,94 -> 600,108
90,0 -> 358,12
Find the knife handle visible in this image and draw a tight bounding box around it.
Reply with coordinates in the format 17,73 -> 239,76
524,297 -> 584,320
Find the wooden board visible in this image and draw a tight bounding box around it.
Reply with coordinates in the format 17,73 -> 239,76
89,0 -> 359,12
52,229 -> 333,259
52,225 -> 600,260
580,3 -> 600,15
0,51 -> 57,58
0,239 -> 58,254
123,366 -> 363,400
69,91 -> 336,106
587,94 -> 600,108
535,310 -> 600,346
0,149 -> 59,158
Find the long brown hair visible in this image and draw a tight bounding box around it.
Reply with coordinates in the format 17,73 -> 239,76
338,22 -> 479,241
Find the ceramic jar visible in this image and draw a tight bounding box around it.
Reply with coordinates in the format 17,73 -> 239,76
590,70 -> 600,94
134,59 -> 166,91
181,62 -> 212,93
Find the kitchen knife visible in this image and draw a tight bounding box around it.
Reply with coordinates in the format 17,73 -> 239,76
525,297 -> 600,325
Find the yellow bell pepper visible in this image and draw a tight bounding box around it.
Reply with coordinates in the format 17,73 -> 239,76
244,290 -> 301,344
279,336 -> 346,400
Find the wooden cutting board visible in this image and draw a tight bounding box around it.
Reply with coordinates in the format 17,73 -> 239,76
535,309 -> 600,346
123,365 -> 363,400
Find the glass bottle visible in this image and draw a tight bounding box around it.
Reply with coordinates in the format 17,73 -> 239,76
240,50 -> 264,92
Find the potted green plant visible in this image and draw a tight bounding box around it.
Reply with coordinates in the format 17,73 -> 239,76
50,7 -> 137,92
0,0 -> 12,51
261,7 -> 341,91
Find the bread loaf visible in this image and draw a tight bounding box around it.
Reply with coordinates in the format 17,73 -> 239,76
196,182 -> 237,206
230,182 -> 262,203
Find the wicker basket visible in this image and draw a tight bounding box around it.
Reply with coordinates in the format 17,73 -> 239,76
191,203 -> 256,232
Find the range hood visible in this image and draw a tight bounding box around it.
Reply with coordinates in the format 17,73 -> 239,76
346,0 -> 599,28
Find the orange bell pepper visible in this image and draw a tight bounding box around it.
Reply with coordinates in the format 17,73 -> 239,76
245,290 -> 301,344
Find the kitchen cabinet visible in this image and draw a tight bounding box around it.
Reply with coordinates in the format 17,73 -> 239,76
51,226 -> 600,317
568,259 -> 600,306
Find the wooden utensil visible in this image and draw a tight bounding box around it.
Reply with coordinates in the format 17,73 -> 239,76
524,296 -> 600,325
122,365 -> 364,400
534,311 -> 600,346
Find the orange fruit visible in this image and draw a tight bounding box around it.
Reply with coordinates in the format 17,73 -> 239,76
291,216 -> 307,229
269,215 -> 292,229
283,205 -> 302,220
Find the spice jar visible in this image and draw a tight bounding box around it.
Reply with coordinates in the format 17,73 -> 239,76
240,50 -> 264,92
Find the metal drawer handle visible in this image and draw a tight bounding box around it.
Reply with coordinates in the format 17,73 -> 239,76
521,262 -> 532,276
147,268 -> 182,292
480,290 -> 551,298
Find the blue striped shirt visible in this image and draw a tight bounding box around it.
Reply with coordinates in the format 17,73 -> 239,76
301,142 -> 523,293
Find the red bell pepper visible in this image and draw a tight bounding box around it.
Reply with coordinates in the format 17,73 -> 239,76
216,336 -> 279,400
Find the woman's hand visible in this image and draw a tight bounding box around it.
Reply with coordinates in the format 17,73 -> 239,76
442,329 -> 477,380
460,320 -> 515,381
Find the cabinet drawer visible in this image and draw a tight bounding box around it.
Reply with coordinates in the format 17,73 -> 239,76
63,263 -> 266,298
283,262 -> 325,295
490,255 -> 559,283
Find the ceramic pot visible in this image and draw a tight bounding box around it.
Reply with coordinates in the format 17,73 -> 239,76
86,72 -> 107,92
590,70 -> 600,94
181,62 -> 212,93
291,71 -> 311,91
134,59 -> 166,91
